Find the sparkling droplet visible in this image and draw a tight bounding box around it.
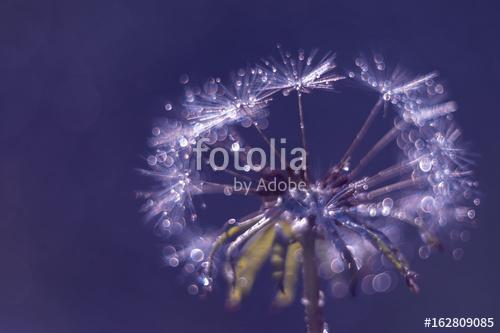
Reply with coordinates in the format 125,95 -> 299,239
152,127 -> 161,136
434,84 -> 444,94
190,248 -> 204,262
168,257 -> 179,267
179,136 -> 188,147
419,156 -> 433,172
420,196 -> 435,213
164,155 -> 174,167
164,103 -> 173,111
382,198 -> 393,209
231,142 -> 240,151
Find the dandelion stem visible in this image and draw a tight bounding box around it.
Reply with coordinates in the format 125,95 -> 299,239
349,123 -> 402,180
297,92 -> 310,182
301,217 -> 325,333
341,98 -> 384,164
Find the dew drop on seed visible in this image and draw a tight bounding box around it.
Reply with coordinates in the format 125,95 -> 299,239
434,84 -> 444,94
190,248 -> 204,262
147,155 -> 158,166
168,257 -> 179,267
420,196 -> 435,213
419,156 -> 432,172
231,142 -> 240,151
179,136 -> 188,147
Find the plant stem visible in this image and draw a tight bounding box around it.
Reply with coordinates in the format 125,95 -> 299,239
301,217 -> 325,333
297,91 -> 309,182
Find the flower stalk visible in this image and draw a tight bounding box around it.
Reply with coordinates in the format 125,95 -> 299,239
300,217 -> 326,333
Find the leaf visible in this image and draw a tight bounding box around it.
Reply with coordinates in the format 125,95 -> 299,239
226,226 -> 276,308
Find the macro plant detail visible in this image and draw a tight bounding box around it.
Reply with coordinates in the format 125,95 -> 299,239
138,46 -> 479,333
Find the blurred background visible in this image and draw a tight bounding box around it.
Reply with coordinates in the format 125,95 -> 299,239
1,0 -> 499,332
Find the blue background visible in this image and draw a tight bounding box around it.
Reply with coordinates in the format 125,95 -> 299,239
1,0 -> 499,332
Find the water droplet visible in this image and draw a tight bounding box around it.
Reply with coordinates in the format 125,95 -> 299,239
168,257 -> 179,267
231,142 -> 240,151
190,248 -> 204,262
147,155 -> 158,166
382,198 -> 393,209
164,103 -> 173,111
187,284 -> 199,295
420,196 -> 435,213
434,84 -> 444,94
164,155 -> 174,167
372,272 -> 392,292
418,245 -> 431,259
152,127 -> 161,136
419,156 -> 433,172
179,136 -> 188,147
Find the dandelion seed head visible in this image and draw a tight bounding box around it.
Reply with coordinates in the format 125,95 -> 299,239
139,46 -> 479,307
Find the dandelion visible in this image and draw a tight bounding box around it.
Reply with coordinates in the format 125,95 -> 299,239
139,47 -> 479,333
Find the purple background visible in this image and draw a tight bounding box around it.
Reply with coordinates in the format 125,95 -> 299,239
1,0 -> 499,332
